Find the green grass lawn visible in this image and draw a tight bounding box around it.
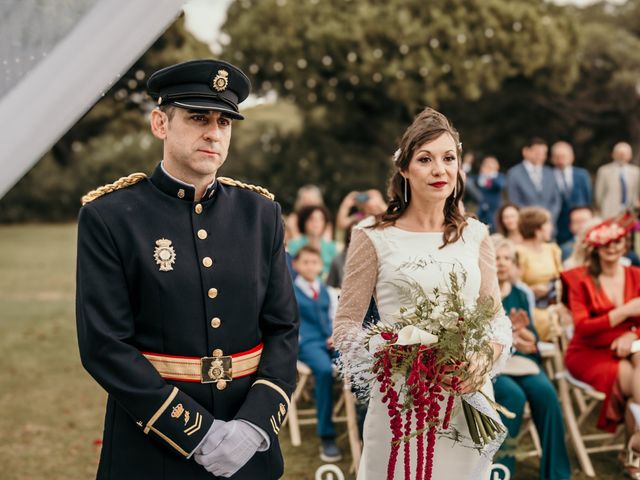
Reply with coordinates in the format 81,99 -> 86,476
0,224 -> 624,479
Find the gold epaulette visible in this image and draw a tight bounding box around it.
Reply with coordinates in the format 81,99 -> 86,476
81,172 -> 147,205
217,177 -> 275,201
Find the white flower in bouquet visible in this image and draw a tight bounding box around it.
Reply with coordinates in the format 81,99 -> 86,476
393,325 -> 439,346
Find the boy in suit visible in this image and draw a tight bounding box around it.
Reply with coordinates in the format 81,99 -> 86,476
292,246 -> 342,462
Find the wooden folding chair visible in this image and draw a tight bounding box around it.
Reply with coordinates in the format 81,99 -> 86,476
545,305 -> 624,477
284,360 -> 362,475
517,403 -> 543,460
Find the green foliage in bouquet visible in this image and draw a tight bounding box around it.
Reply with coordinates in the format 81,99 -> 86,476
367,270 -> 498,383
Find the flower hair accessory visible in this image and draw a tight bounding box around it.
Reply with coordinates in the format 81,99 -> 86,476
392,149 -> 401,164
584,211 -> 637,247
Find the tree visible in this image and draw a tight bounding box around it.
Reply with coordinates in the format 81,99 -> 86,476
220,0 -> 580,208
224,0 -> 579,124
520,1 -> 640,167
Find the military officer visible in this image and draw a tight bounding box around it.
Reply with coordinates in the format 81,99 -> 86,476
76,59 -> 299,479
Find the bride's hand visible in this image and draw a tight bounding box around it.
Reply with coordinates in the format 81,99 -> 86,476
440,364 -> 462,393
457,354 -> 491,394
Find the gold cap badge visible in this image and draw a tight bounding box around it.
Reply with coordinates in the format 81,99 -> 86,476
154,238 -> 176,272
212,69 -> 229,92
279,403 -> 286,416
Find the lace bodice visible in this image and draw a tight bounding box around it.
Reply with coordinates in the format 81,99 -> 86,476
334,216 -> 512,378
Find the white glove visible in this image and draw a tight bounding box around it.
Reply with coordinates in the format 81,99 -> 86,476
194,420 -> 266,477
189,419 -> 226,459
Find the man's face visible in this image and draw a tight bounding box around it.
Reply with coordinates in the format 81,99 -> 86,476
612,143 -> 633,164
523,144 -> 548,166
569,208 -> 593,236
551,144 -> 574,169
152,108 -> 232,179
293,252 -> 323,282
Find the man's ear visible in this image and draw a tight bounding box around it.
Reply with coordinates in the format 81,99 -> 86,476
150,109 -> 168,140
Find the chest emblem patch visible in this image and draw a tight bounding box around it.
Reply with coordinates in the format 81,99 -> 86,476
154,238 -> 176,271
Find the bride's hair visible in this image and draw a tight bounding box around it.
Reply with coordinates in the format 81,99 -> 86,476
370,107 -> 466,248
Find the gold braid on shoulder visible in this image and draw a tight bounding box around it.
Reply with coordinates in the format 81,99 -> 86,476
217,177 -> 275,201
81,172 -> 147,205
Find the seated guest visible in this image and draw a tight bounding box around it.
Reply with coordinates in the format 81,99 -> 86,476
496,203 -> 523,244
560,206 -> 594,261
292,246 -> 342,462
493,238 -> 571,480
516,207 -> 562,341
561,213 -> 640,478
327,221 -> 356,289
625,234 -> 640,267
335,189 -> 387,231
286,184 -> 333,241
563,217 -> 603,270
288,205 -> 338,278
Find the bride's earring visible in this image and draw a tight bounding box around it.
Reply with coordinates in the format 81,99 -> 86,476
403,177 -> 408,203
452,181 -> 457,199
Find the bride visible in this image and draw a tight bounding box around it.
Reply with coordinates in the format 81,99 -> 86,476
333,107 -> 512,479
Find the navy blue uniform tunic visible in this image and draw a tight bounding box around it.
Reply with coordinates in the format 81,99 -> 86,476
76,164 -> 299,479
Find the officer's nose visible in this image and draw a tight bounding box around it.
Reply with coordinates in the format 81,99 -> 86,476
203,124 -> 222,143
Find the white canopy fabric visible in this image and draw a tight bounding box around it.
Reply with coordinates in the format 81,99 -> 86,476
0,0 -> 186,198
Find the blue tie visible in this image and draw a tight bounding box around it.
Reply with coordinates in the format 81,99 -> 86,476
560,173 -> 570,200
620,171 -> 628,206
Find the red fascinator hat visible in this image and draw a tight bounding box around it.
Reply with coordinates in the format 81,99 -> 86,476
584,211 -> 637,248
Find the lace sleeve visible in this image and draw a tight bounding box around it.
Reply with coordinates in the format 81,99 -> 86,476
333,227 -> 378,387
478,228 -> 512,377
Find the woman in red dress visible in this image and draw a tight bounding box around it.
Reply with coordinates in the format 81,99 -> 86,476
561,213 -> 640,477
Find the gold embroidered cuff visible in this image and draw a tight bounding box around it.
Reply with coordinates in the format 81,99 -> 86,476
144,386 -> 178,434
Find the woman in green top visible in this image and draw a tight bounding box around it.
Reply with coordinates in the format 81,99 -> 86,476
287,205 -> 337,278
492,237 -> 571,480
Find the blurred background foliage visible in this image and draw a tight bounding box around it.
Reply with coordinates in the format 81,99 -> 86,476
1,0 -> 640,221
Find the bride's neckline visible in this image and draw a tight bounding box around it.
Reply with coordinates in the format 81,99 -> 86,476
389,225 -> 444,234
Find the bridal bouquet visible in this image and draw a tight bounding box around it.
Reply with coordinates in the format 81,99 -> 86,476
364,272 -> 509,480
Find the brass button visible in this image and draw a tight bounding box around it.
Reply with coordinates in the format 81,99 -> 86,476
212,348 -> 223,357
195,203 -> 203,214
202,257 -> 213,268
207,288 -> 218,298
211,317 -> 221,328
216,380 -> 227,391
197,229 -> 207,240
177,188 -> 185,199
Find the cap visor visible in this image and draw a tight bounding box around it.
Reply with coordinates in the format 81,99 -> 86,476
171,99 -> 244,120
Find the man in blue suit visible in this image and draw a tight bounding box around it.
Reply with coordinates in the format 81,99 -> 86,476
506,138 -> 562,234
550,141 -> 593,244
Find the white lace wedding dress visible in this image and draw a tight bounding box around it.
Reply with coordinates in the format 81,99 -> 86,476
334,217 -> 512,480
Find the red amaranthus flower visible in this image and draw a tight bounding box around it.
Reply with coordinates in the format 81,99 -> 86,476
364,272 -> 507,480
374,344 -> 453,480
